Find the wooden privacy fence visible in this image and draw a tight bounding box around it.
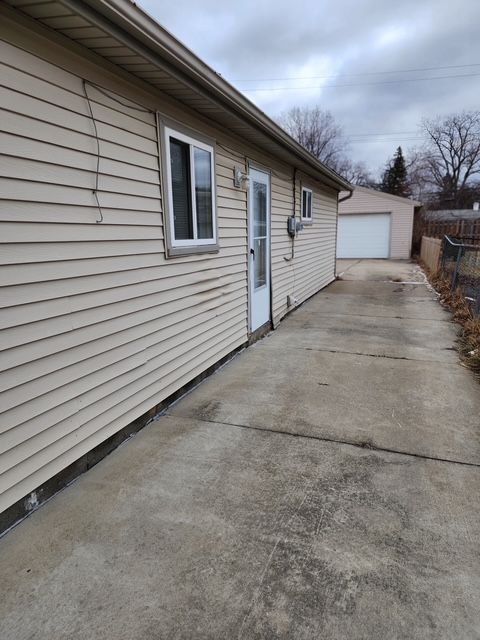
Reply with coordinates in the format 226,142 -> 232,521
423,218 -> 480,243
420,236 -> 442,272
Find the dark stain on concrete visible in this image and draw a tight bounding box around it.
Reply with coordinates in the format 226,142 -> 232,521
195,399 -> 223,422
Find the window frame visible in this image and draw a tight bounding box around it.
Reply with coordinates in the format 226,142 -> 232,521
301,186 -> 313,223
159,117 -> 218,257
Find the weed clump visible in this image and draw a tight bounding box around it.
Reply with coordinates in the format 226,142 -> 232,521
423,264 -> 480,376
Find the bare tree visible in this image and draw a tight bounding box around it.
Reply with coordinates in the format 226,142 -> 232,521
420,111 -> 480,207
279,106 -> 347,169
334,158 -> 373,186
404,150 -> 432,203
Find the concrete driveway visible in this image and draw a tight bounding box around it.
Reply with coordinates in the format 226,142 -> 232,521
1,260 -> 479,640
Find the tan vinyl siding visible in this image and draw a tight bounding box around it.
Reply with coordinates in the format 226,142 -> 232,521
339,187 -> 415,259
271,172 -> 337,324
0,26 -> 338,515
0,39 -> 248,513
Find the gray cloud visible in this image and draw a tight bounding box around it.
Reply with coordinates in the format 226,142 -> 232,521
141,0 -> 480,175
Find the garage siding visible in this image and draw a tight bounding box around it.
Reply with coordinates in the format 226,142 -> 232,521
339,187 -> 416,259
0,31 -> 339,515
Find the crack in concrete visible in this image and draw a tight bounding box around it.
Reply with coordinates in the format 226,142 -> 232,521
260,344 -> 457,365
305,347 -> 439,362
167,412 -> 480,470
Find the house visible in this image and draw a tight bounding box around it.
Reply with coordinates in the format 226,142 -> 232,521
413,207 -> 480,254
337,186 -> 420,259
424,207 -> 480,222
0,0 -> 351,531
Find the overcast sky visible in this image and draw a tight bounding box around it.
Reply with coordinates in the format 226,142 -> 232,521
141,0 -> 479,177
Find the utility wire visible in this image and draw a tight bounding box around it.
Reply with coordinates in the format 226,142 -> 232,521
348,138 -> 424,144
348,133 -> 480,142
346,130 -> 419,137
82,80 -> 104,224
234,62 -> 480,83
85,80 -> 154,113
239,71 -> 480,92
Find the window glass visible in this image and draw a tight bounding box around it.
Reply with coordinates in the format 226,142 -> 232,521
166,127 -> 216,250
194,147 -> 213,239
302,189 -> 312,219
170,138 -> 193,240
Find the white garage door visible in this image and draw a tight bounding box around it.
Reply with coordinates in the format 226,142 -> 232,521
337,213 -> 391,258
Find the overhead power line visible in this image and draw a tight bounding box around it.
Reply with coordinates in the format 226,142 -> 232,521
234,62 -> 480,83
239,71 -> 480,91
349,137 -> 424,144
346,131 -> 419,137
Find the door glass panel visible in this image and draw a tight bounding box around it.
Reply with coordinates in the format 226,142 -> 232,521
253,181 -> 267,237
254,237 -> 267,288
252,178 -> 268,290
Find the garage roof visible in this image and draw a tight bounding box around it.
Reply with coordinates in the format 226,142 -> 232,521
340,186 -> 421,207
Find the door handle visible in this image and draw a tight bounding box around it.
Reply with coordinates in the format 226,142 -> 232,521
250,248 -> 255,257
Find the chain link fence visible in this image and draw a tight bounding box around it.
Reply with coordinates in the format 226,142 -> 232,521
441,236 -> 480,315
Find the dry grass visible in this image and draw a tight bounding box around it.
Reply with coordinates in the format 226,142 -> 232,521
420,261 -> 480,376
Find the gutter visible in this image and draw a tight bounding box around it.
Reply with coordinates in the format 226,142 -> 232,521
338,189 -> 354,203
65,0 -> 352,192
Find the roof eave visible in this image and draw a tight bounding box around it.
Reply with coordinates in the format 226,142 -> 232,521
64,0 -> 352,191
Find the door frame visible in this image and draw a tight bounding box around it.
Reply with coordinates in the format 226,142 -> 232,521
247,163 -> 272,334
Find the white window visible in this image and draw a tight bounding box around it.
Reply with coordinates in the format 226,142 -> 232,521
163,125 -> 217,254
301,187 -> 313,221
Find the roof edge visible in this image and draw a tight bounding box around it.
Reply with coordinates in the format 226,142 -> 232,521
346,185 -> 421,207
71,0 -> 352,191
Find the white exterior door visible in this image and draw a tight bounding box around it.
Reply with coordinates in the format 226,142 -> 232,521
248,168 -> 271,331
337,213 -> 391,258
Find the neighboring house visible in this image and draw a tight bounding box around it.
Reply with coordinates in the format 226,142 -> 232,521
415,207 -> 480,251
0,0 -> 351,529
423,208 -> 480,222
337,186 -> 420,259
423,209 -> 480,223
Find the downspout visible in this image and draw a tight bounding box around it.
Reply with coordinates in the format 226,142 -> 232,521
335,188 -> 354,276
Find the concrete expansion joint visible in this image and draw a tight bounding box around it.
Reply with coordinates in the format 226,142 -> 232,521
168,413 -> 480,470
306,311 -> 450,323
336,258 -> 362,278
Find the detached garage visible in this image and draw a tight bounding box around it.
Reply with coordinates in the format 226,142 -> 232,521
337,187 -> 420,259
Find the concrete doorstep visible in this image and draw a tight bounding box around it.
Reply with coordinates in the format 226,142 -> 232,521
1,260 -> 479,640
